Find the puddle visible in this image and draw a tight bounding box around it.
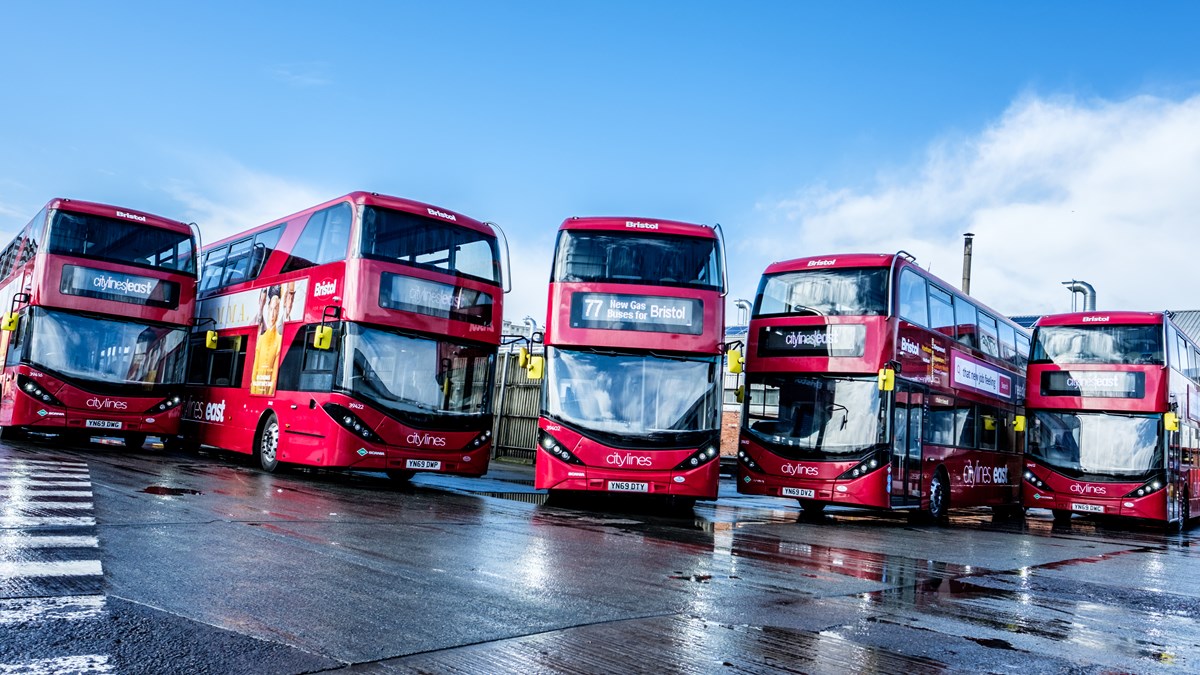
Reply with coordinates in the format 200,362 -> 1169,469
142,486 -> 203,496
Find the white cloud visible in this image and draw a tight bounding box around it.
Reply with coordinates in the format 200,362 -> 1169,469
160,161 -> 330,245
747,93 -> 1200,316
266,62 -> 332,87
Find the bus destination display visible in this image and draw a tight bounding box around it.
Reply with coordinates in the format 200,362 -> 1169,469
60,265 -> 180,308
569,292 -> 702,335
757,325 -> 866,357
379,272 -> 493,325
1041,370 -> 1144,398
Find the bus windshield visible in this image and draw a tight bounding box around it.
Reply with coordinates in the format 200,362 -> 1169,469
360,206 -> 500,285
24,308 -> 187,390
1029,411 -> 1162,477
544,348 -> 721,447
48,210 -> 195,273
552,231 -> 721,291
339,324 -> 493,425
744,375 -> 884,457
755,268 -> 888,317
1032,325 -> 1163,365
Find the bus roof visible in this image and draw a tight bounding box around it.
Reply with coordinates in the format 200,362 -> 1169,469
559,216 -> 716,239
1034,311 -> 1164,327
203,191 -> 493,251
764,253 -> 897,275
45,198 -> 191,235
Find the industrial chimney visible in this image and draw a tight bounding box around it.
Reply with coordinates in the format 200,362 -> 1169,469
1062,280 -> 1096,312
961,233 -> 975,294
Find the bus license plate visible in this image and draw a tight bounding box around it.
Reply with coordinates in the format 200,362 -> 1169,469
608,481 -> 649,493
782,487 -> 816,499
1072,502 -> 1104,513
406,459 -> 442,471
85,420 -> 123,430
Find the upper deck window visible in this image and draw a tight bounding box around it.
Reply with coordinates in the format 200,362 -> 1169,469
1032,324 -> 1164,365
897,269 -> 928,326
360,206 -> 500,285
755,267 -> 887,318
48,211 -> 195,274
282,203 -> 354,273
553,231 -> 721,292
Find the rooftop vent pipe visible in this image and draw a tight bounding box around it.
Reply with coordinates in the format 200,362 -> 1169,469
1062,280 -> 1096,312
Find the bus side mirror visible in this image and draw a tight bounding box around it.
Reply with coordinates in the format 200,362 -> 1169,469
313,325 -> 333,350
518,347 -> 530,369
1165,411 -> 1180,432
526,355 -> 544,381
1,313 -> 17,332
728,348 -> 743,374
1013,415 -> 1026,432
877,368 -> 895,392
205,330 -> 218,349
735,384 -> 745,403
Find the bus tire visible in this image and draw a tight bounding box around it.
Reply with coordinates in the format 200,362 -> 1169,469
124,433 -> 148,451
256,414 -> 281,473
928,468 -> 950,523
386,470 -> 414,482
799,500 -> 826,515
0,426 -> 26,442
1052,509 -> 1073,524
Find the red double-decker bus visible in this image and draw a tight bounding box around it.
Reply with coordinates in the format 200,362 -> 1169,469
184,192 -> 507,479
735,253 -> 1028,520
1024,311 -> 1197,528
0,198 -> 197,449
535,217 -> 727,503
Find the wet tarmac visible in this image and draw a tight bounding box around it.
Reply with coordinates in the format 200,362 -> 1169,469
2,438 -> 1198,673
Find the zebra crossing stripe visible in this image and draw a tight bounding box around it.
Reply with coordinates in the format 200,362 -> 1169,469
0,490 -> 93,498
0,560 -> 103,578
0,595 -> 106,624
0,480 -> 91,487
0,516 -> 96,528
3,497 -> 94,506
0,654 -> 113,674
0,459 -> 87,467
0,535 -> 99,549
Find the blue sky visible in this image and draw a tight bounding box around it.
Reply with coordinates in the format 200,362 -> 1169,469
4,2 -> 1200,322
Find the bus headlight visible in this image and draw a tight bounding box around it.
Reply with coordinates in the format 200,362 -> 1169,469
836,451 -> 887,480
17,375 -> 64,407
1023,470 -> 1047,490
673,442 -> 720,471
469,429 -> 492,449
152,395 -> 184,413
538,429 -> 583,465
1124,475 -> 1167,499
322,403 -> 383,444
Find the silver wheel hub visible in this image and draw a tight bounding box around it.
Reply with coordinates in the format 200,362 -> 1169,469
262,423 -> 278,463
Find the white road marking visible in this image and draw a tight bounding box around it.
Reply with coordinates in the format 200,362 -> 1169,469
0,560 -> 103,578
0,490 -> 93,498
0,516 -> 96,528
0,480 -> 92,487
0,654 -> 113,674
0,595 -> 106,624
2,502 -> 95,511
0,535 -> 99,549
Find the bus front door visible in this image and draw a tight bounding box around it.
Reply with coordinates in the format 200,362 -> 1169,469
891,383 -> 925,508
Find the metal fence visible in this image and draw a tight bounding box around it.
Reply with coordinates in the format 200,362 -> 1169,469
491,350 -> 543,462
489,331 -> 747,463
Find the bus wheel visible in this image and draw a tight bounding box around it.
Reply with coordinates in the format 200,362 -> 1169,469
256,414 -> 281,473
1052,509 -> 1073,524
386,470 -> 414,482
124,433 -> 148,451
799,500 -> 826,515
0,426 -> 26,442
928,469 -> 950,522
